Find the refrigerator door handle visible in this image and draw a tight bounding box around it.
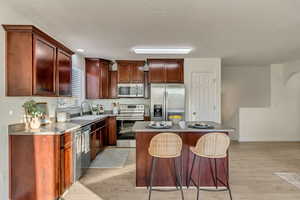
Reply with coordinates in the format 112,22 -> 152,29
165,90 -> 168,121
163,89 -> 166,121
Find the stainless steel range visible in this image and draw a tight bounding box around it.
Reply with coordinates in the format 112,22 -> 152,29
116,104 -> 145,121
116,104 -> 145,147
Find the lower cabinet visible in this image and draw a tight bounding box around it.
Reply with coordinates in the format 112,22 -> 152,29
107,116 -> 117,145
90,130 -> 98,161
60,132 -> 73,195
9,117 -> 117,200
90,119 -> 107,161
9,133 -> 73,200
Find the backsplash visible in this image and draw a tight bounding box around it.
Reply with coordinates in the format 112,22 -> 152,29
1,97 -> 78,125
87,98 -> 151,115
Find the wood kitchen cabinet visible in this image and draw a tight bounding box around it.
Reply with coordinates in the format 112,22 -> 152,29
147,59 -> 165,83
3,25 -> 74,96
60,133 -> 73,193
57,49 -> 72,96
131,64 -> 145,83
90,130 -> 98,161
148,59 -> 184,83
85,58 -> 113,99
116,60 -> 145,83
90,119 -> 106,161
9,118 -> 115,200
108,71 -> 118,98
117,62 -> 131,83
86,58 -> 100,99
89,118 -> 116,162
33,35 -> 57,96
107,116 -> 117,145
99,60 -> 110,98
9,132 -> 73,200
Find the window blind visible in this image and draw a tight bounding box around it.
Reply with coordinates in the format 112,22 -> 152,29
72,67 -> 83,105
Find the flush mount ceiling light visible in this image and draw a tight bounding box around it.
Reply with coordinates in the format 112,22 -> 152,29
76,49 -> 85,53
133,48 -> 192,54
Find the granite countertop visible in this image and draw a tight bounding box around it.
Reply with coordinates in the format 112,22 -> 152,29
9,114 -> 116,136
132,121 -> 234,133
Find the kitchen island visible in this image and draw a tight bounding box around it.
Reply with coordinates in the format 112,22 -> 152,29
132,121 -> 234,187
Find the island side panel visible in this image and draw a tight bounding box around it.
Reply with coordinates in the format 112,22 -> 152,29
136,132 -> 178,187
181,132 -> 228,187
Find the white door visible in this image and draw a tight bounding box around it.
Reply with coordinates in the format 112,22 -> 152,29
190,72 -> 217,122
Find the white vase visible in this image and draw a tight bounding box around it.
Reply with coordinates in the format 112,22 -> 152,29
30,117 -> 41,129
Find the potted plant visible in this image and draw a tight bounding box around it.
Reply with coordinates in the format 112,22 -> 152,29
23,100 -> 43,129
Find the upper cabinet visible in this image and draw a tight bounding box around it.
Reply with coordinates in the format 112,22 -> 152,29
57,49 -> 72,96
85,58 -> 114,99
33,35 -> 57,96
86,58 -> 101,99
99,60 -> 110,98
117,62 -> 131,83
148,59 -> 184,83
3,25 -> 74,97
108,71 -> 118,99
116,60 -> 145,83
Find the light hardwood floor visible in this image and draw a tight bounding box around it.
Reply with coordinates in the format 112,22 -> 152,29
64,142 -> 300,200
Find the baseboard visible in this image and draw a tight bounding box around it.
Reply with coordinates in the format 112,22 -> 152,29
239,138 -> 300,142
117,139 -> 136,148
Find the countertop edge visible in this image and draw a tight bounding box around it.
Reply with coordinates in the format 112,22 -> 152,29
132,121 -> 235,133
133,129 -> 235,133
8,115 -> 113,136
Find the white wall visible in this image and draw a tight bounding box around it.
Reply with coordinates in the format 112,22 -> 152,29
239,62 -> 300,141
221,66 -> 271,139
0,5 -> 35,200
0,5 -> 86,200
184,58 -> 221,123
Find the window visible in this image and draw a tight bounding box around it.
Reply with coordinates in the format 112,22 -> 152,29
72,67 -> 83,105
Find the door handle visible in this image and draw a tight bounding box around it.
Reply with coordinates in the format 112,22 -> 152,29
192,112 -> 196,115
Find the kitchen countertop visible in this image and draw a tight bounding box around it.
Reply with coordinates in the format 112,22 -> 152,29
132,121 -> 234,133
9,114 -> 114,136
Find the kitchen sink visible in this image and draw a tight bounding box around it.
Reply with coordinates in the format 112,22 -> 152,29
71,115 -> 105,121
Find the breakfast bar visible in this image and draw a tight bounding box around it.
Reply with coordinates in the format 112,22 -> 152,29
133,121 -> 234,187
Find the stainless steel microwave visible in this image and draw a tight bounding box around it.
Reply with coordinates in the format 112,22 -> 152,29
118,84 -> 144,98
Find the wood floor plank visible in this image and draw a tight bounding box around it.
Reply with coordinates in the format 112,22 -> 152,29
65,142 -> 300,200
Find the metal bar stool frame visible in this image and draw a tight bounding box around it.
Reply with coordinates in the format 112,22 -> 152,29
188,132 -> 232,200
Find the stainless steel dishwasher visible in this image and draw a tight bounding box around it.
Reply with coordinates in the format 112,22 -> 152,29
73,125 -> 91,182
73,129 -> 82,181
81,125 -> 91,175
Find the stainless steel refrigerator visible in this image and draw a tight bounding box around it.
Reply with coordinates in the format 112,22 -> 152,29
150,84 -> 185,121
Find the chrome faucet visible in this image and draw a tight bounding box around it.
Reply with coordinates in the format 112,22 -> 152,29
81,101 -> 92,116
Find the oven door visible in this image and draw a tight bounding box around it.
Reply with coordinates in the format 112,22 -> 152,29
117,120 -> 137,140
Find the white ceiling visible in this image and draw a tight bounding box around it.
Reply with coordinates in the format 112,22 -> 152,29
3,0 -> 300,66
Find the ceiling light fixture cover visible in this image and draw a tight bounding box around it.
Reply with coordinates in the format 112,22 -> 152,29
76,49 -> 85,52
133,48 -> 192,54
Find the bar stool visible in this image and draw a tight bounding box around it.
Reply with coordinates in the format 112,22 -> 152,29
188,132 -> 232,200
148,133 -> 184,200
